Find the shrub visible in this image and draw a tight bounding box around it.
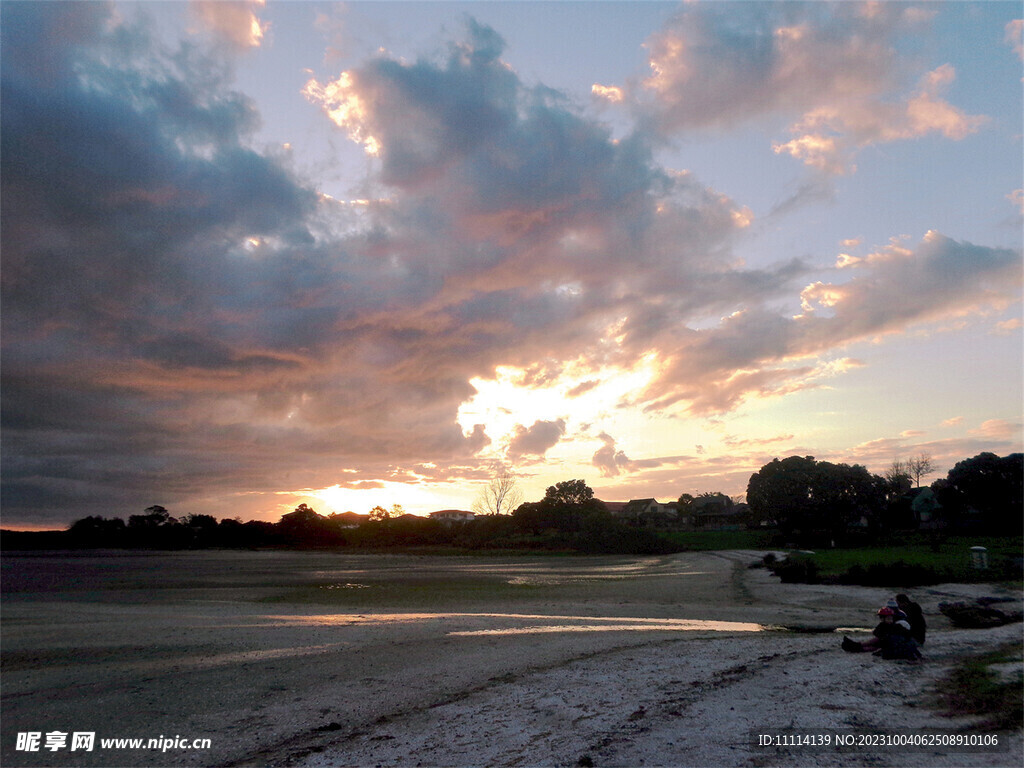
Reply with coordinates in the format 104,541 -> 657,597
837,560 -> 944,586
933,642 -> 1024,731
575,518 -> 680,555
770,555 -> 819,584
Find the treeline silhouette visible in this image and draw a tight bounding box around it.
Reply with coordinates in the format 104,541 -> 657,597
2,480 -> 679,555
746,451 -> 1023,547
2,452 -> 1019,554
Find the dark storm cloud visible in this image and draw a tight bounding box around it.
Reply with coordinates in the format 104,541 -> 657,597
1,3 -> 397,522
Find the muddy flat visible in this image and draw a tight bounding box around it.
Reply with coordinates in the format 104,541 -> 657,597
1,549 -> 1020,767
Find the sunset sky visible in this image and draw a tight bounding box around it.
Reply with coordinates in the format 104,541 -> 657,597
2,1 -> 1021,529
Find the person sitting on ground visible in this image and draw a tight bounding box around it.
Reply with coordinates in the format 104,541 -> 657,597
842,606 -> 894,653
842,607 -> 921,660
896,593 -> 926,646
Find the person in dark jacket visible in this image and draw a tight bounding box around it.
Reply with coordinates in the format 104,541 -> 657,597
896,593 -> 926,645
842,607 -> 921,660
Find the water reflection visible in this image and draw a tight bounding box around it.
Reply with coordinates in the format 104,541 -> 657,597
307,555 -> 705,586
264,612 -> 765,634
449,619 -> 764,636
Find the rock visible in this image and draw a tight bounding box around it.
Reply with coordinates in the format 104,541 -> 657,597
938,601 -> 1023,628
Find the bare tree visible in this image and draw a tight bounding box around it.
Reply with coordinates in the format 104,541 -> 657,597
908,453 -> 933,488
884,459 -> 912,502
473,470 -> 524,516
885,459 -> 910,485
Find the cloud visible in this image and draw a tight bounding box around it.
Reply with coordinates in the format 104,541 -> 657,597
507,419 -> 566,459
773,64 -> 986,173
591,84 -> 624,103
617,2 -> 982,174
1,5 -> 505,521
995,318 -> 1022,335
592,432 -> 635,478
634,231 -> 1020,415
722,433 -> 796,449
969,419 -> 1023,442
591,432 -> 684,479
1009,189 -> 1024,217
846,428 -> 1023,481
1007,19 -> 1024,61
190,0 -> 268,50
0,8 -> 1018,526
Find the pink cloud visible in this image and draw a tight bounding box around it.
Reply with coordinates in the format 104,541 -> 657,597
507,419 -> 567,459
1006,19 -> 1024,61
190,0 -> 267,50
613,3 -> 984,174
633,232 -> 1020,416
969,419 -> 1023,442
2,8 -> 1018,527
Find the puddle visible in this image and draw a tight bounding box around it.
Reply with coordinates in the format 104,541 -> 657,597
320,583 -> 372,590
264,612 -> 766,635
763,625 -> 875,634
449,618 -> 765,636
505,571 -> 712,586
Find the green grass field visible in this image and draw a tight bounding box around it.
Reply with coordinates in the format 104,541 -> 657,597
932,641 -> 1024,731
805,536 -> 1022,582
655,529 -> 1022,586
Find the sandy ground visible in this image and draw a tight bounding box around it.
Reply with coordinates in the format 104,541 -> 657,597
1,549 -> 1021,768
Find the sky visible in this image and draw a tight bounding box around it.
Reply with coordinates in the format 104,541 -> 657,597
1,0 -> 1021,529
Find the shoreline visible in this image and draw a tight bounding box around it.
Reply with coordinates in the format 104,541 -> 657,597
1,549 -> 1020,767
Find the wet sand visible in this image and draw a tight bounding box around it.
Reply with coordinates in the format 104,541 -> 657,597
1,549 -> 1020,767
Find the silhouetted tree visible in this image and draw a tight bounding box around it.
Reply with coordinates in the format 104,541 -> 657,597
125,505 -> 182,547
747,457 -> 886,545
545,479 -> 595,507
934,452 -> 1023,534
511,501 -> 549,535
908,453 -> 934,488
511,480 -> 607,535
885,460 -> 913,498
473,470 -> 524,516
747,456 -> 819,532
67,515 -> 126,546
676,493 -> 695,516
545,479 -> 607,532
181,513 -> 218,530
278,504 -> 343,545
128,505 -> 176,528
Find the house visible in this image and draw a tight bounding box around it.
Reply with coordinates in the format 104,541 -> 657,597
691,496 -> 746,530
890,487 -> 944,530
910,487 -> 940,525
428,509 -> 475,524
602,501 -> 629,517
328,511 -> 369,529
605,499 -> 677,525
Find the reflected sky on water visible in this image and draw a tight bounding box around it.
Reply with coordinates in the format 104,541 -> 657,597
263,612 -> 766,635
